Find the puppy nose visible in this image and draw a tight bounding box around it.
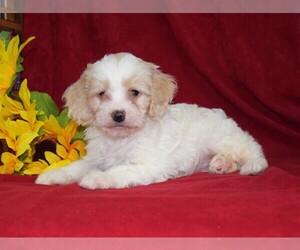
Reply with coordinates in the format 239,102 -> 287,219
111,110 -> 126,123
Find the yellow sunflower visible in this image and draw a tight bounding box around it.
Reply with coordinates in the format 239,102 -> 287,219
0,36 -> 35,95
1,79 -> 44,133
26,115 -> 86,173
0,117 -> 39,174
0,34 -> 86,175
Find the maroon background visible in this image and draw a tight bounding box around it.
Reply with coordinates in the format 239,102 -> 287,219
22,14 -> 300,158
0,14 -> 299,236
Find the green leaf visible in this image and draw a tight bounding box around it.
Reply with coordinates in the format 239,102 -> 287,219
31,91 -> 59,118
38,128 -> 46,137
16,61 -> 24,73
36,113 -> 47,122
56,108 -> 71,128
72,125 -> 86,142
0,31 -> 11,47
19,150 -> 29,162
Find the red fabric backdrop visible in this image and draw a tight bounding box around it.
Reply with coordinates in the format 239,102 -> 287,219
22,14 -> 300,159
0,13 -> 299,237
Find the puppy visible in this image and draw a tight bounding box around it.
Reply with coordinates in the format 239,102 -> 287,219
36,53 -> 268,189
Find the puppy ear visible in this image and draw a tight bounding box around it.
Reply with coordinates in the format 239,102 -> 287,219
149,66 -> 177,120
63,74 -> 93,126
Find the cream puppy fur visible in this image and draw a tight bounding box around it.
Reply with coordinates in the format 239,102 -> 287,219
36,53 -> 268,189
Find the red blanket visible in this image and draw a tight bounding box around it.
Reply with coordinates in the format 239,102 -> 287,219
0,13 -> 299,236
1,157 -> 300,236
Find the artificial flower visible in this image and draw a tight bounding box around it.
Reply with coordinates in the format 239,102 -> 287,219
1,80 -> 44,134
2,79 -> 38,118
0,33 -> 86,175
43,115 -> 86,155
41,116 -> 86,171
0,118 -> 38,157
0,36 -> 35,94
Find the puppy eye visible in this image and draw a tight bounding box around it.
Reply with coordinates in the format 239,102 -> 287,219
130,89 -> 140,97
99,91 -> 106,97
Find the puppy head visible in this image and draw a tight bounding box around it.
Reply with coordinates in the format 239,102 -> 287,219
63,53 -> 177,138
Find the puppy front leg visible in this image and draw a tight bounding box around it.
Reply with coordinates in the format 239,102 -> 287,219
35,159 -> 91,185
79,163 -> 167,189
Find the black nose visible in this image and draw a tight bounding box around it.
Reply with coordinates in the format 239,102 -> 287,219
111,110 -> 126,123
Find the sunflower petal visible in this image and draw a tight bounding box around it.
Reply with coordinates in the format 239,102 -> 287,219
19,79 -> 31,110
18,36 -> 35,54
0,164 -> 14,174
68,149 -> 80,161
45,151 -> 61,165
14,160 -> 24,172
72,140 -> 86,156
16,132 -> 39,157
1,152 -> 15,164
6,35 -> 19,64
24,160 -> 48,175
65,120 -> 78,143
43,115 -> 62,136
43,159 -> 71,172
56,144 -> 68,159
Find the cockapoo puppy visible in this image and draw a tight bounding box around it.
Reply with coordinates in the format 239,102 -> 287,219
36,53 -> 268,189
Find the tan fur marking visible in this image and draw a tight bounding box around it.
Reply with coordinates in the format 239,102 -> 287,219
149,69 -> 177,120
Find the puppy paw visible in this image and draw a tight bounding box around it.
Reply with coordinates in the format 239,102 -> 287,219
209,154 -> 238,174
35,168 -> 74,185
240,158 -> 268,175
79,171 -> 115,190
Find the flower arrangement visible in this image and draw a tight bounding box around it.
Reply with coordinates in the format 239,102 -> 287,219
0,32 -> 86,175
